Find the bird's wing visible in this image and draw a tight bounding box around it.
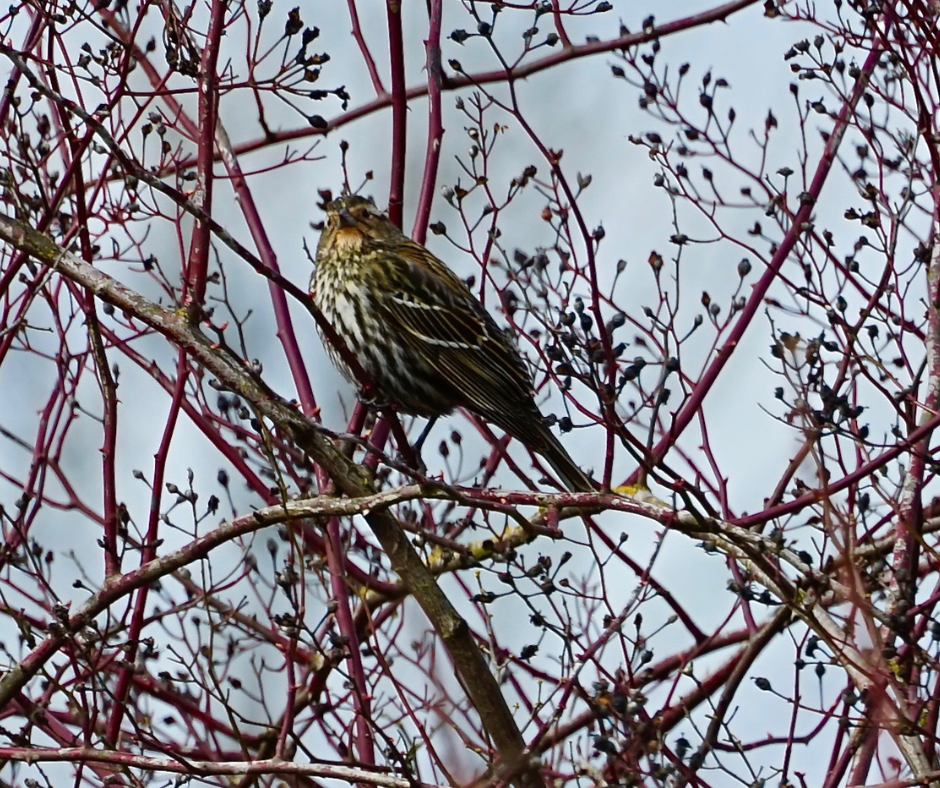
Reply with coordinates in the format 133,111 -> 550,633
375,242 -> 536,417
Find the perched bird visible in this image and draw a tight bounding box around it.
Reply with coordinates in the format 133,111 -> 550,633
311,194 -> 594,492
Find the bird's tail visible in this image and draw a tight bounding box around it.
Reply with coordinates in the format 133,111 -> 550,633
537,426 -> 596,493
487,407 -> 596,492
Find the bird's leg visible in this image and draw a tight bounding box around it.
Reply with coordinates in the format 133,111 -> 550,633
381,408 -> 429,477
412,416 -> 438,459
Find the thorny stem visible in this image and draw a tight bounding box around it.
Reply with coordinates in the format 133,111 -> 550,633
182,0 -> 226,315
348,0 -> 386,95
385,0 -> 407,228
412,0 -> 445,245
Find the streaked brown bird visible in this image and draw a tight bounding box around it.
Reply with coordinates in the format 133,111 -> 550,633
311,194 -> 594,492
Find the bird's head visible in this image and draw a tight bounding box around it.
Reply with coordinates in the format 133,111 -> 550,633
321,195 -> 397,251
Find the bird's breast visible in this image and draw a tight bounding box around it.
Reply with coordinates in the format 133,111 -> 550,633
331,227 -> 366,252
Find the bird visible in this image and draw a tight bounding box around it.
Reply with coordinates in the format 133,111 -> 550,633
310,193 -> 595,492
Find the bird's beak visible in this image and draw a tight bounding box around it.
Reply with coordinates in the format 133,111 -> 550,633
337,209 -> 357,228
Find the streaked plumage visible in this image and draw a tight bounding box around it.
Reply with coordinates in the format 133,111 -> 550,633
311,194 -> 594,492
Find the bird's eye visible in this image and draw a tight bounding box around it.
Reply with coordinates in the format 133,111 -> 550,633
355,207 -> 371,220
